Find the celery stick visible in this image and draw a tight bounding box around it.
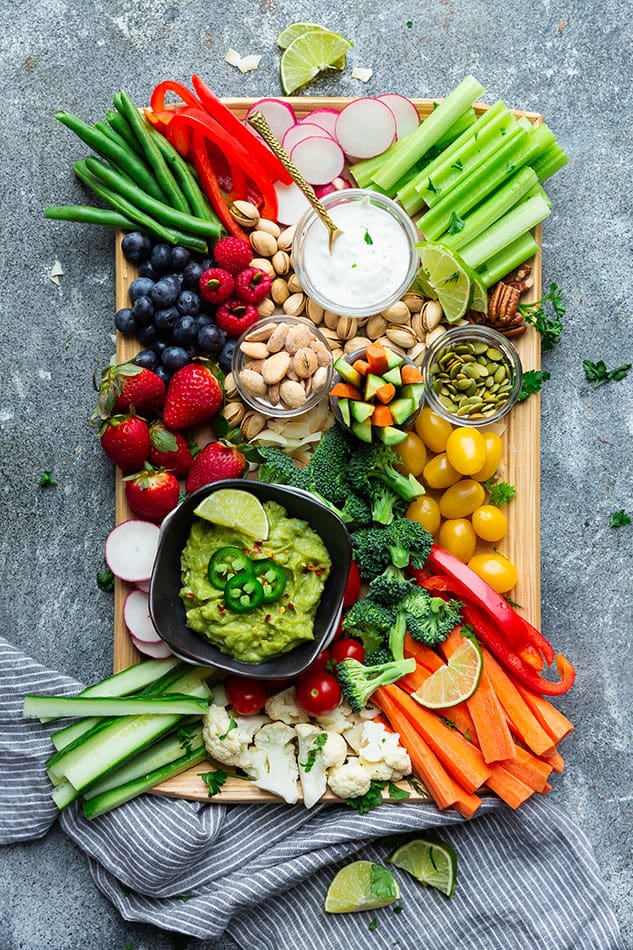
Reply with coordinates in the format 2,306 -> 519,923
532,143 -> 569,181
525,183 -> 552,207
442,167 -> 538,250
372,75 -> 485,190
460,194 -> 551,269
433,107 -> 477,150
24,694 -> 209,719
476,233 -> 539,288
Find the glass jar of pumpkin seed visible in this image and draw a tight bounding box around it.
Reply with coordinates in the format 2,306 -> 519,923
421,326 -> 523,427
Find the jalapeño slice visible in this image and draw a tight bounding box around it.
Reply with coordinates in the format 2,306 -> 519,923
208,547 -> 254,590
224,572 -> 265,613
252,558 -> 287,604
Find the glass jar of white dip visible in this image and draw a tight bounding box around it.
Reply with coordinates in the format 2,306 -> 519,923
291,189 -> 420,318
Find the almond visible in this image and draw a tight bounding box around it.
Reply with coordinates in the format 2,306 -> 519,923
262,350 -> 291,385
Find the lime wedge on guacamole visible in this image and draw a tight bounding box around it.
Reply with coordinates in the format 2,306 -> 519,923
193,489 -> 269,541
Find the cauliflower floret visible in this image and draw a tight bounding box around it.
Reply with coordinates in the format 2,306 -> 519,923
315,701 -> 361,734
327,756 -> 373,800
265,686 -> 310,725
357,720 -> 412,782
251,722 -> 300,804
295,724 -> 347,809
342,721 -> 364,754
202,704 -> 270,766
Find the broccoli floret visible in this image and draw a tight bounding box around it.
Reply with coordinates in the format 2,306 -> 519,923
367,565 -> 415,605
365,481 -> 402,525
386,518 -> 433,570
257,447 -> 311,490
342,600 -> 395,655
308,424 -> 353,507
402,588 -> 463,647
338,492 -> 373,528
364,646 -> 394,666
336,656 -> 416,711
351,519 -> 433,581
348,443 -> 425,503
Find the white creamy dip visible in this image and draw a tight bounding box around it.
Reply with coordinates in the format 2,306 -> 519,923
297,196 -> 414,313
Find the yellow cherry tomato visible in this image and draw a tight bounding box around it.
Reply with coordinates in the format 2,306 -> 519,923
439,479 -> 486,519
438,519 -> 478,562
395,431 -> 427,477
471,431 -> 504,482
422,453 -> 462,490
415,406 -> 454,454
445,427 -> 487,476
467,552 -> 518,593
407,495 -> 441,536
471,505 -> 508,542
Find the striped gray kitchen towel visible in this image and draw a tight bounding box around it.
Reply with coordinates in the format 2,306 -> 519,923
0,636 -> 624,949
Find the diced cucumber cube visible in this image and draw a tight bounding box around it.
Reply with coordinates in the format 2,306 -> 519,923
352,418 -> 373,443
382,366 -> 403,387
333,357 -> 363,389
337,397 -> 351,427
389,397 -> 416,425
376,425 -> 408,445
350,400 -> 375,423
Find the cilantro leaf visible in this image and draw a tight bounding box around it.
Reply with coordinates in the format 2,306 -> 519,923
483,477 -> 516,506
609,509 -> 631,528
369,863 -> 398,900
198,769 -> 228,797
39,470 -> 56,487
583,359 -> 631,389
519,282 -> 565,350
96,566 -> 115,592
364,228 -> 374,245
368,917 -> 378,931
345,780 -> 387,813
446,211 -> 465,235
300,732 -> 328,773
387,782 -> 410,802
517,369 -> 550,402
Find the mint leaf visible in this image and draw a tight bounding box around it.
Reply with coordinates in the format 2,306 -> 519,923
39,470 -> 56,487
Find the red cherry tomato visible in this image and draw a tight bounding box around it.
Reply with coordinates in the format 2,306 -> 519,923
265,677 -> 291,692
343,561 -> 361,607
225,675 -> 268,715
295,671 -> 342,716
331,638 -> 365,665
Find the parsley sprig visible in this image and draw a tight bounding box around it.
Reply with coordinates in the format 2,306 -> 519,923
583,359 -> 631,389
483,477 -> 516,506
609,509 -> 631,528
345,780 -> 410,813
517,369 -> 550,402
198,769 -> 228,797
519,281 -> 565,350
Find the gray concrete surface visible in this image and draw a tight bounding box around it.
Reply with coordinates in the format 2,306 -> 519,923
1,1 -> 631,947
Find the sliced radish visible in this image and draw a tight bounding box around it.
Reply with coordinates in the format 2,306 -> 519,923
378,94 -> 420,139
274,180 -> 312,225
124,590 -> 162,644
136,578 -> 151,593
131,635 -> 173,659
289,137 -> 345,186
301,109 -> 339,136
334,99 -> 397,160
246,99 -> 296,145
282,122 -> 332,154
105,520 -> 160,584
314,177 -> 352,199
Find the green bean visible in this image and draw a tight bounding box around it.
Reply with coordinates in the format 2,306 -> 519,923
85,156 -> 221,238
73,160 -> 208,253
44,205 -> 139,229
93,122 -> 142,178
55,110 -> 165,202
116,90 -> 190,215
148,126 -> 218,224
105,109 -> 145,158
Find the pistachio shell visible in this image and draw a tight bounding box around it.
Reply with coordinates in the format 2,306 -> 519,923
306,298 -> 324,325
271,250 -> 291,275
249,230 -> 278,257
271,277 -> 289,305
336,316 -> 359,340
277,224 -> 296,252
257,298 -> 275,317
381,300 -> 411,325
257,218 -> 281,238
283,292 -> 305,317
287,273 -> 303,294
366,314 -> 388,340
250,257 -> 275,278
229,200 -> 260,227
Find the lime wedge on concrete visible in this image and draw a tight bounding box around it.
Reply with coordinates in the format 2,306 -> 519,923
276,23 -> 348,69
412,636 -> 482,709
193,489 -> 269,541
280,29 -> 352,95
388,837 -> 457,897
325,861 -> 400,914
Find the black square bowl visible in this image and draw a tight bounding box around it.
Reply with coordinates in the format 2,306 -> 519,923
148,479 -> 352,679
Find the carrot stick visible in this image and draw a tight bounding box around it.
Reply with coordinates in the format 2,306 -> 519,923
480,647 -> 556,757
403,632 -> 445,671
380,684 -> 491,793
374,686 -> 480,817
484,765 -> 534,809
514,682 -> 574,745
500,746 -> 552,793
539,748 -> 565,774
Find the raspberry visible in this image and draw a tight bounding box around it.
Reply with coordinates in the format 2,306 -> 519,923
216,298 -> 259,338
233,267 -> 273,305
213,237 -> 252,274
199,267 -> 234,304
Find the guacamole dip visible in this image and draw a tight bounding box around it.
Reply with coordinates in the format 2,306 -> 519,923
180,500 -> 331,663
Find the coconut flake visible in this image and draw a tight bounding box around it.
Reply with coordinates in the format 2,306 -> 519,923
49,259 -> 64,285
224,48 -> 243,69
238,54 -> 262,73
351,67 -> 373,83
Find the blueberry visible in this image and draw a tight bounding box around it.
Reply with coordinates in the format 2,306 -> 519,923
134,348 -> 158,370
173,315 -> 198,346
132,295 -> 155,326
200,257 -> 215,271
154,305 -> 179,336
198,323 -> 226,355
150,277 -> 179,308
114,307 -> 137,336
170,246 -> 191,271
153,364 -> 172,387
129,276 -> 155,302
170,271 -> 185,289
121,232 -> 153,264
177,289 -> 201,317
218,339 -> 238,373
151,340 -> 168,358
138,260 -> 158,280
150,243 -> 174,273
162,346 -> 191,372
138,323 -> 159,346
182,260 -> 205,290
196,313 -> 214,329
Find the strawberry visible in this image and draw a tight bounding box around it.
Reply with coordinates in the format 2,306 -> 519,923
185,441 -> 247,494
94,361 -> 166,420
215,298 -> 259,338
100,413 -> 151,474
161,361 -> 224,430
233,267 -> 273,305
149,422 -> 196,478
199,267 -> 234,304
124,463 -> 180,524
212,236 -> 252,274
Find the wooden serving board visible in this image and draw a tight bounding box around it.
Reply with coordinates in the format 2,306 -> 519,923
113,97 -> 543,804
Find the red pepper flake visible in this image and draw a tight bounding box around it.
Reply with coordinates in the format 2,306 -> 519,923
287,602 -> 295,612
264,614 -> 271,623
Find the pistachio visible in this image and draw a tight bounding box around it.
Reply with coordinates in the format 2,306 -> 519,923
381,300 -> 411,325
287,273 -> 303,294
426,325 -> 448,346
271,250 -> 291,276
320,327 -> 343,347
408,341 -> 427,366
331,347 -> 344,362
311,338 -> 333,367
277,224 -> 296,252
238,369 -> 267,399
386,326 -> 417,349
284,323 -> 313,354
305,298 -> 324,325
421,300 -> 444,332
257,298 -> 275,317
262,350 -> 291,385
336,316 -> 359,340
257,218 -> 281,238
293,347 -> 318,378
323,310 -> 340,330
240,411 -> 267,440
223,372 -> 238,399
411,312 -> 426,342
221,401 -> 246,427
250,257 -> 275,278
282,292 -> 306,317
271,277 -> 290,306
266,322 -> 289,353
240,341 -> 270,360
344,335 -> 372,355
249,230 -> 278,257
279,379 -> 307,409
366,314 -> 388,340
402,292 -> 424,313
244,322 -> 276,343
229,199 -> 260,227
375,335 -> 404,354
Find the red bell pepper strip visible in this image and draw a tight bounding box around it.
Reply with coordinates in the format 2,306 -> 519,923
150,80 -> 203,113
191,74 -> 293,185
190,133 -> 247,240
143,108 -> 178,134
166,109 -> 248,202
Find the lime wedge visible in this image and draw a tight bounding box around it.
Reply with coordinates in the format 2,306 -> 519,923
280,29 -> 353,95
468,270 -> 488,314
325,861 -> 400,914
388,837 -> 457,897
416,242 -> 472,323
193,489 -> 269,541
408,265 -> 439,301
276,23 -> 348,69
411,635 -> 483,709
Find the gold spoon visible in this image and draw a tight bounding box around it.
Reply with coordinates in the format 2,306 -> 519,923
247,110 -> 342,252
